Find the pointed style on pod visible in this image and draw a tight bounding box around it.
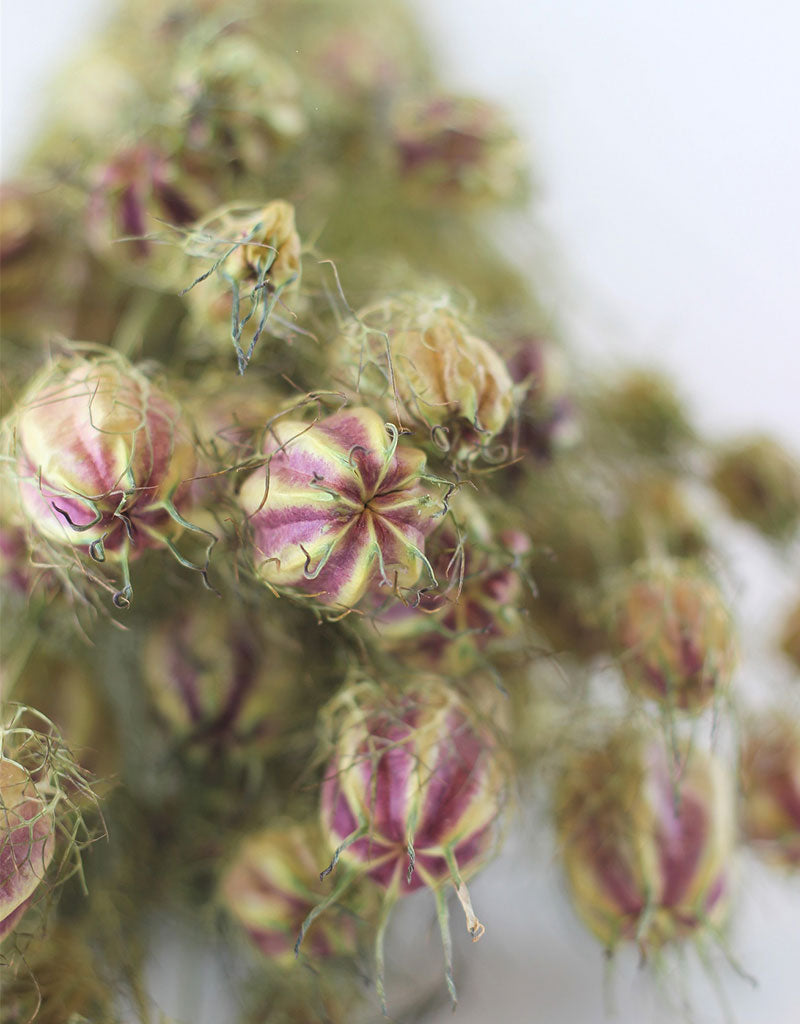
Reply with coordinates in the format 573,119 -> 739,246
297,676 -> 508,1010
609,559 -> 737,713
220,821 -> 361,964
334,297 -> 515,462
0,758 -> 56,942
182,200 -> 301,372
238,405 -> 443,613
555,726 -> 734,953
740,712 -> 800,868
4,348 -> 209,606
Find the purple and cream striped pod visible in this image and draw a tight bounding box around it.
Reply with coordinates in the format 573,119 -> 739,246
220,822 -> 360,964
142,605 -> 296,758
6,350 -> 199,603
555,727 -> 734,952
306,677 -> 507,1009
368,492 -> 530,674
0,758 -> 55,942
609,559 -> 737,713
238,406 -> 443,611
740,712 -> 800,868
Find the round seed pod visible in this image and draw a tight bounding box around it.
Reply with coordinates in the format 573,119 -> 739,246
333,297 -> 515,462
237,405 -> 444,613
392,94 -> 528,208
711,435 -> 800,542
142,604 -> 297,760
0,758 -> 55,942
4,348 -> 204,606
220,821 -> 360,964
778,598 -> 800,672
366,491 -> 530,674
595,368 -> 695,457
302,676 -> 508,1010
181,200 -> 302,372
505,336 -> 579,461
740,712 -> 800,868
555,726 -> 735,952
609,559 -> 737,713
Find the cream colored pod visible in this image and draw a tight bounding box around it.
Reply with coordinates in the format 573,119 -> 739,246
5,348 -> 203,606
181,200 -> 302,372
0,758 -> 55,942
334,298 -> 515,463
555,727 -> 735,952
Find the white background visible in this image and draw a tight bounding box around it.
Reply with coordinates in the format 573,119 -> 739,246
2,3 -> 799,1023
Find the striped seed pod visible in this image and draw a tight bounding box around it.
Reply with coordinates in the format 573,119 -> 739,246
0,758 -> 55,942
5,348 -> 207,606
555,727 -> 734,952
711,435 -> 800,542
142,605 -> 296,758
609,559 -> 737,713
238,406 -> 443,613
740,712 -> 800,868
220,821 -> 360,964
300,676 -> 508,1009
368,491 -> 530,674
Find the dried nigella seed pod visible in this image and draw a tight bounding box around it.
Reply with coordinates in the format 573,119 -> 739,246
366,491 -> 530,674
3,347 -> 211,607
505,336 -> 579,461
609,558 -> 737,713
86,143 -> 208,283
555,726 -> 734,952
0,758 -> 55,942
710,435 -> 800,542
238,405 -> 443,614
616,474 -> 708,563
778,597 -> 800,672
740,712 -> 800,868
181,200 -> 302,372
142,604 -> 297,759
297,676 -> 508,1010
334,296 -> 515,463
220,821 -> 361,964
597,369 -> 695,457
392,94 -> 527,208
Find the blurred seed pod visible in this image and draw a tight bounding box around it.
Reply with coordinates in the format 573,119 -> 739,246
10,656 -> 119,793
220,820 -> 364,964
740,711 -> 800,868
333,295 -> 515,463
616,474 -> 709,564
2,346 -> 212,607
300,675 -> 509,1009
710,435 -> 800,542
555,725 -> 735,952
181,201 -> 302,373
392,94 -> 528,208
237,404 -> 444,614
778,597 -> 800,672
594,368 -> 695,457
504,336 -> 580,461
608,558 -> 736,713
0,923 -> 117,1024
364,490 -> 530,674
141,603 -> 299,761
